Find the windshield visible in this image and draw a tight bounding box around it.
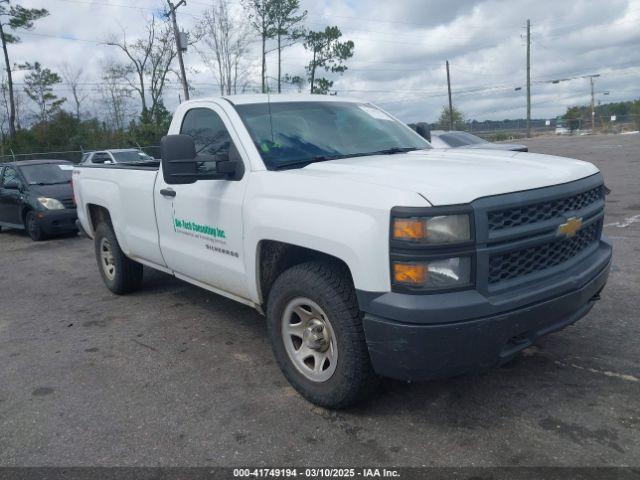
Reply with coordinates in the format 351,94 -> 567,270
112,150 -> 154,163
234,101 -> 430,169
439,132 -> 487,147
20,163 -> 73,185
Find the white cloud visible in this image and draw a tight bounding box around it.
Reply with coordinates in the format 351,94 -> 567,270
8,0 -> 640,123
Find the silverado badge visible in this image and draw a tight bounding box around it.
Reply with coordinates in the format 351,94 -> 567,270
557,217 -> 583,238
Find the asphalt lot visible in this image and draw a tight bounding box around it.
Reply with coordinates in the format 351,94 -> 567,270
1,133 -> 639,467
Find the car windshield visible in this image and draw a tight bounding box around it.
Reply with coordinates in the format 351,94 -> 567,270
439,132 -> 488,147
234,101 -> 430,169
111,150 -> 153,162
20,163 -> 73,185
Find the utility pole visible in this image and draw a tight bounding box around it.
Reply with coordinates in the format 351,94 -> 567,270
589,76 -> 596,132
446,60 -> 453,130
526,19 -> 531,138
168,0 -> 189,101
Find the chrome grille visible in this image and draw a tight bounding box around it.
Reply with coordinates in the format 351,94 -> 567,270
488,185 -> 604,231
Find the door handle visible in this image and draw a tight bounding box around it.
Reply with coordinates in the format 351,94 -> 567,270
160,188 -> 176,198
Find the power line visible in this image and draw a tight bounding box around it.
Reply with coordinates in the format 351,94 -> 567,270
18,31 -> 105,44
52,0 -> 200,19
13,64 -> 635,98
53,0 -> 161,12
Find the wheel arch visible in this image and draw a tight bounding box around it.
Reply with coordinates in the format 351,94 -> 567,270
87,204 -> 113,233
20,205 -> 32,227
256,240 -> 355,309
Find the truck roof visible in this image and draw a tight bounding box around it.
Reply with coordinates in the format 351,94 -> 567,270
86,149 -> 142,153
216,93 -> 365,106
6,159 -> 72,166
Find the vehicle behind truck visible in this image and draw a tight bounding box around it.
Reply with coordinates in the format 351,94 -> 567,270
74,95 -> 612,408
0,160 -> 77,241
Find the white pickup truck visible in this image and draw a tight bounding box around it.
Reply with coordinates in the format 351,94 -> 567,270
74,95 -> 612,408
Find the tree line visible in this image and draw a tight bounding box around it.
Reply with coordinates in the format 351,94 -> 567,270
0,0 -> 355,159
563,98 -> 640,131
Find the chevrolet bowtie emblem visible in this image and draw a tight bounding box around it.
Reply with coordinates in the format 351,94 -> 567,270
557,217 -> 583,237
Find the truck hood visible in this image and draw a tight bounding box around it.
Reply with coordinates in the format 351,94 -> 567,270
299,149 -> 599,205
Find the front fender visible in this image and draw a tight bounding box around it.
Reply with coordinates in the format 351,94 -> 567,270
244,198 -> 395,302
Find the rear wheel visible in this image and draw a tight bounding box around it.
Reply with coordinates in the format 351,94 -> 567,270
25,211 -> 45,241
266,261 -> 377,408
94,222 -> 143,294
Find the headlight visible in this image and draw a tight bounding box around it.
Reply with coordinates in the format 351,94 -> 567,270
392,257 -> 472,290
37,197 -> 65,210
393,214 -> 471,244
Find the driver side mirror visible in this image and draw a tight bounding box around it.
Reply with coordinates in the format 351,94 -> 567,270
161,134 -> 243,185
415,122 -> 431,142
4,178 -> 21,190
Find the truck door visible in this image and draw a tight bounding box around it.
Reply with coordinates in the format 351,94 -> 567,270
154,106 -> 250,300
0,166 -> 24,226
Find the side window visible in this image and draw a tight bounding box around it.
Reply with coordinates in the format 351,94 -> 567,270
0,167 -> 4,186
180,108 -> 232,174
92,152 -> 110,164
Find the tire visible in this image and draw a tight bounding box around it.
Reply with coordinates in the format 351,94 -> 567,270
266,261 -> 377,408
94,222 -> 143,294
25,211 -> 46,241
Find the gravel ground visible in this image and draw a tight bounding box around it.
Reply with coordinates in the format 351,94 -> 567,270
0,133 -> 638,467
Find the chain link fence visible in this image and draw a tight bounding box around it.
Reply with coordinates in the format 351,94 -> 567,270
442,114 -> 640,141
0,145 -> 161,164
2,113 -> 639,163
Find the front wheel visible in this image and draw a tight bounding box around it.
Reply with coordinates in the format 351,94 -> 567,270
94,222 -> 143,294
266,262 -> 377,408
25,211 -> 45,241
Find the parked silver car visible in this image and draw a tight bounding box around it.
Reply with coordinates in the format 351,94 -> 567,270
430,130 -> 528,152
80,149 -> 155,165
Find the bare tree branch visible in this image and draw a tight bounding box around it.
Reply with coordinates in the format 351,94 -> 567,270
60,62 -> 88,119
197,0 -> 253,95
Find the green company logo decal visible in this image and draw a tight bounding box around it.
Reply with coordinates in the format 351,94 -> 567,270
174,218 -> 226,239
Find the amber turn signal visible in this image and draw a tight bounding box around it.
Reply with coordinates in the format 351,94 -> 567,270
392,218 -> 425,241
393,262 -> 427,285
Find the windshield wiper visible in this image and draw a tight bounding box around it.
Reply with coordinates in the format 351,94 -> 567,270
366,147 -> 420,155
274,147 -> 421,170
29,181 -> 70,185
274,153 -> 355,170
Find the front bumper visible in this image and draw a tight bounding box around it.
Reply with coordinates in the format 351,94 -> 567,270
359,240 -> 612,381
37,209 -> 78,234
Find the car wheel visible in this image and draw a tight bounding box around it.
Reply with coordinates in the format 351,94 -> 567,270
25,211 -> 45,241
266,261 -> 377,408
94,222 -> 143,294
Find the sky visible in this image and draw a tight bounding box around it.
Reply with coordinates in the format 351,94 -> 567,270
8,0 -> 640,123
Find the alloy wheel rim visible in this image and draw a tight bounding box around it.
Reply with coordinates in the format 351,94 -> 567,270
100,237 -> 116,280
281,297 -> 338,383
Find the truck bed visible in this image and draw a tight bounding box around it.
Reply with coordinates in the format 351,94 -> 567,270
73,162 -> 166,268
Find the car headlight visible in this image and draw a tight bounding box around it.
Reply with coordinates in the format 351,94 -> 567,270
392,257 -> 472,290
392,214 -> 471,244
37,197 -> 65,210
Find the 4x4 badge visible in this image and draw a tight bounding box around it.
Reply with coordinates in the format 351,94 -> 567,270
557,217 -> 583,237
